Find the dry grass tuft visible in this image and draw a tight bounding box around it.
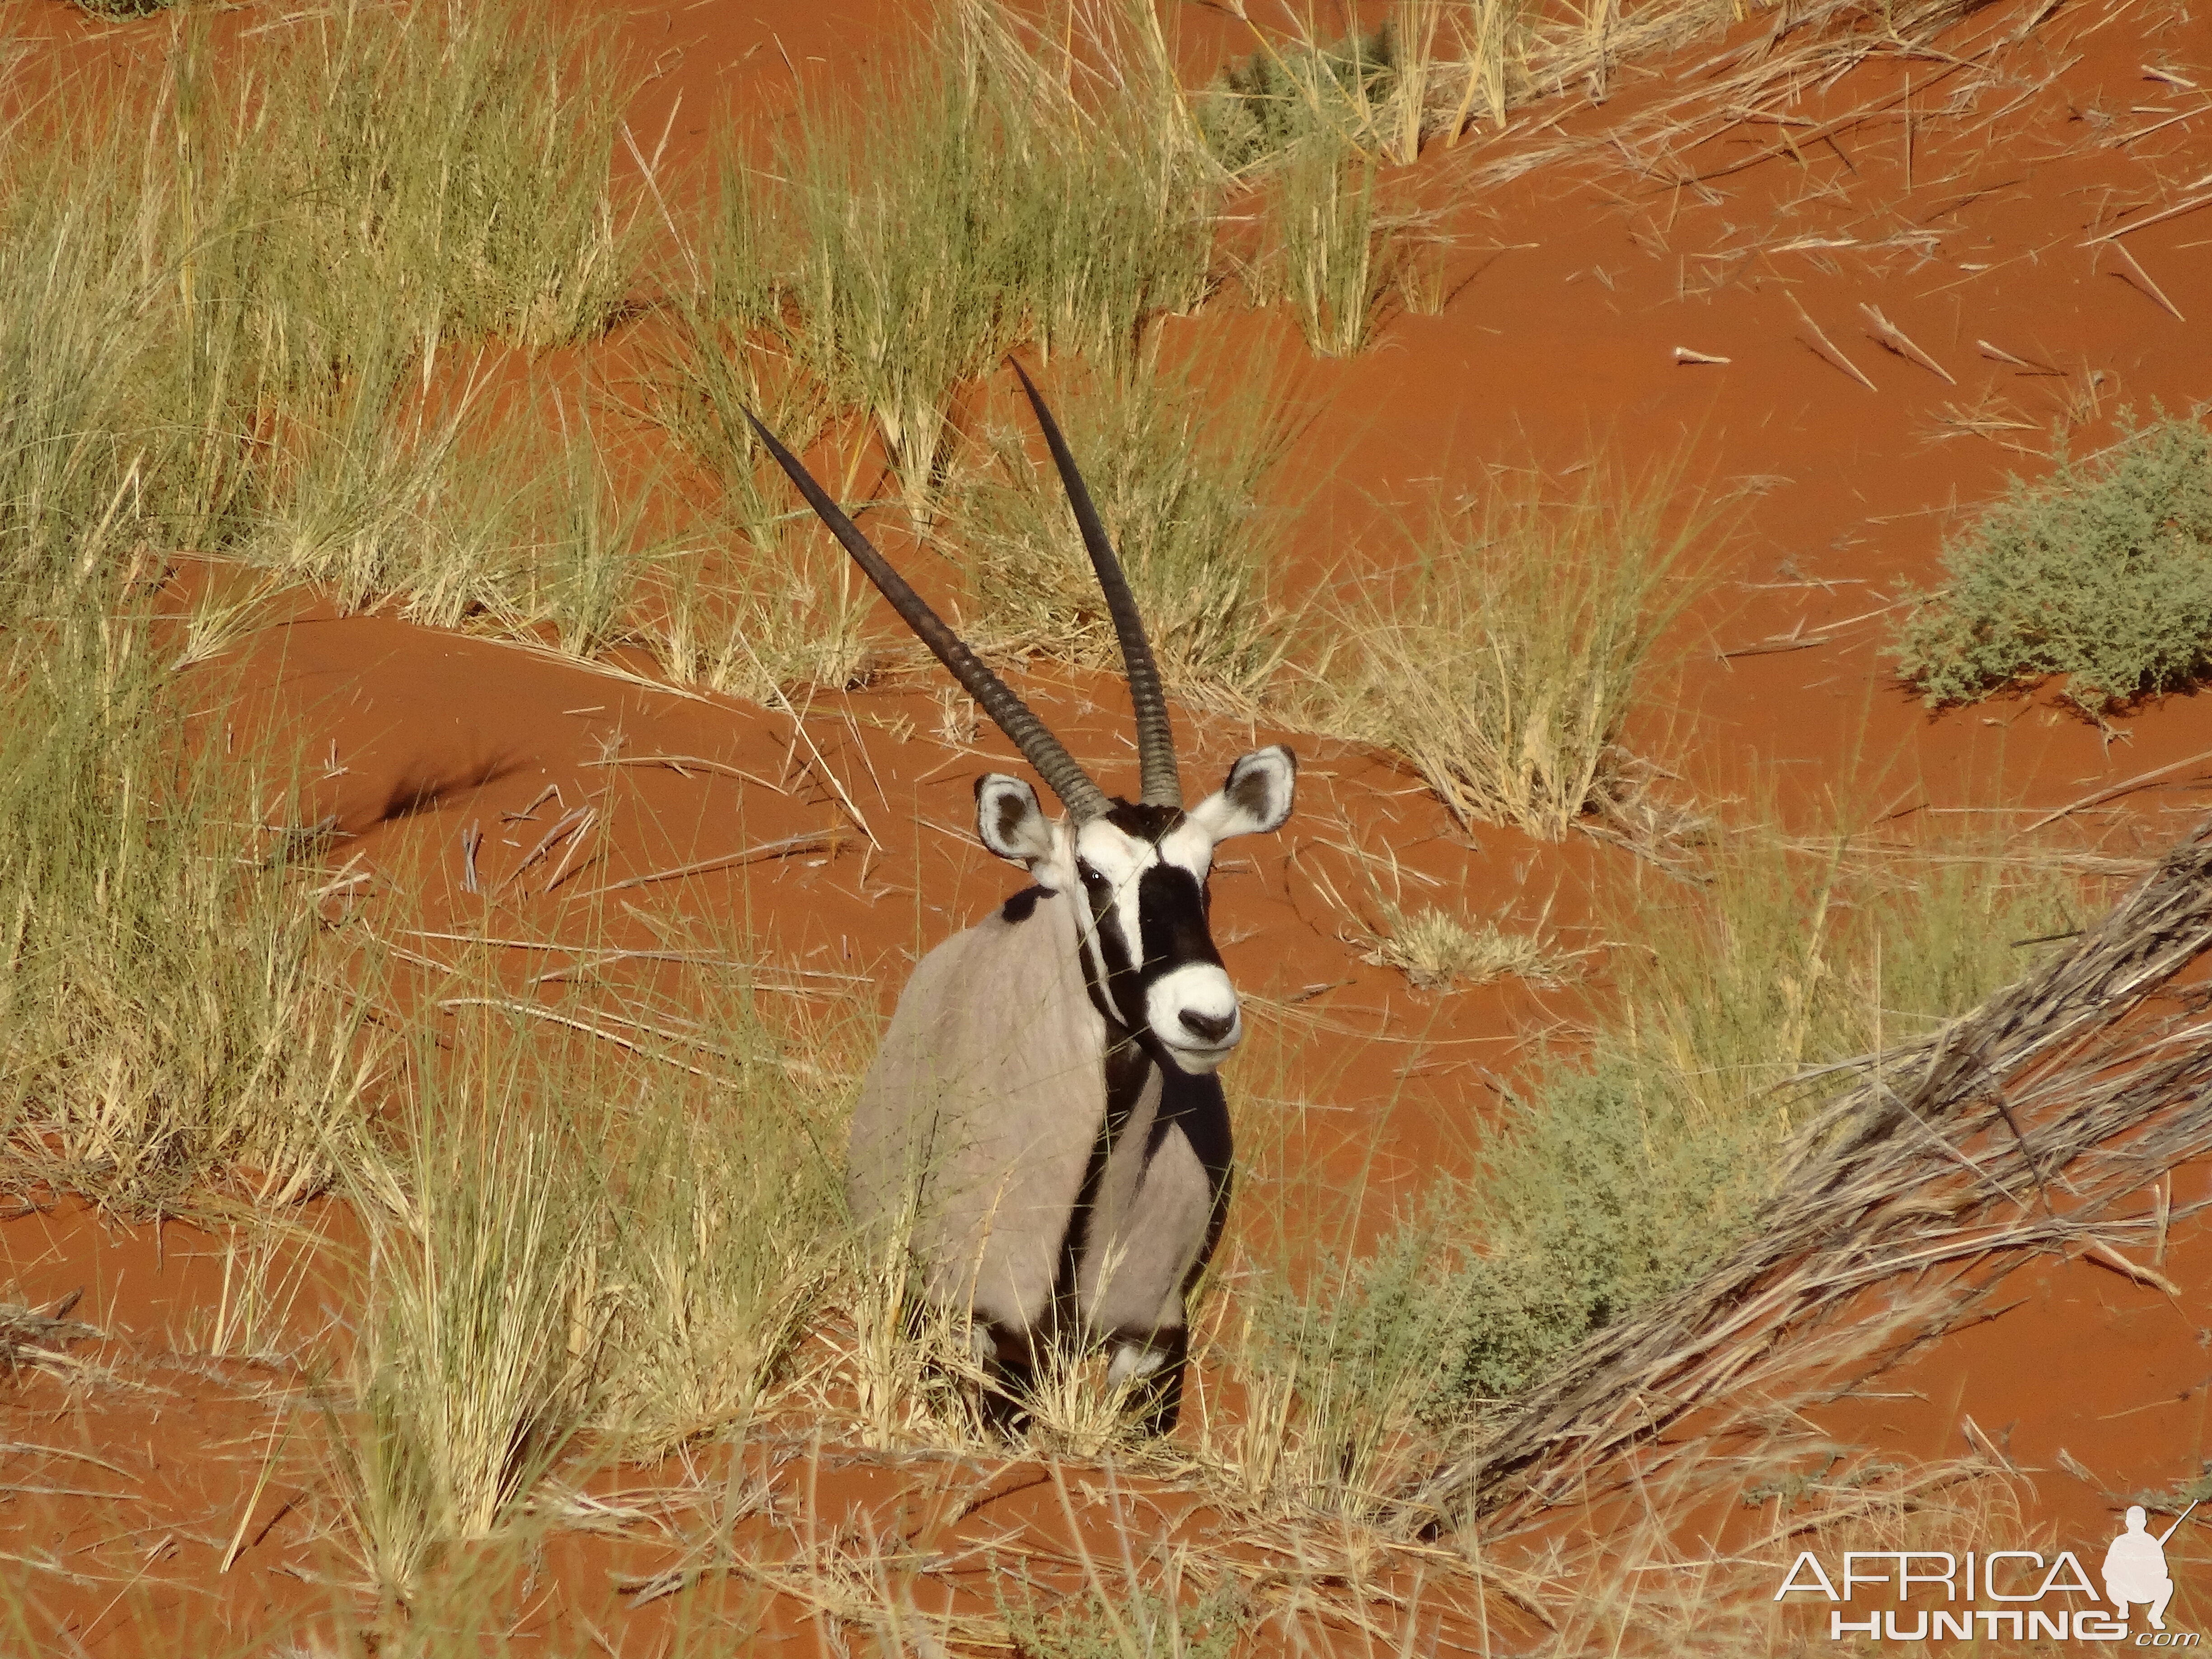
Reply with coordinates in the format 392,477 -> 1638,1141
647,333 -> 885,701
1270,149 -> 1406,357
1294,460 -> 1724,840
1363,903 -> 1580,989
1504,1440 -> 2045,1654
335,1047 -> 605,1603
320,912 -> 856,1600
0,605 -> 380,1212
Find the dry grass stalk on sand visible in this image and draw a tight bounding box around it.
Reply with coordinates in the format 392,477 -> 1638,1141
1460,0 -> 2031,192
1409,811 -> 2212,1532
0,1294 -> 100,1381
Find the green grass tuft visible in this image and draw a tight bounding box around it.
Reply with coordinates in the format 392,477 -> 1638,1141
0,3 -> 635,612
335,951 -> 851,1595
1270,148 -> 1404,357
1195,2 -> 1521,173
339,1041 -> 605,1603
713,3 -> 1218,522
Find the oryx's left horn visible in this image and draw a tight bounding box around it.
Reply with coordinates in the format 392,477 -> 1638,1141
1008,358 -> 1181,811
747,410 -> 1112,824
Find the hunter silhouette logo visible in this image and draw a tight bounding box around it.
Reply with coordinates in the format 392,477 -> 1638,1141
1774,1494 -> 2202,1643
2106,1502 -> 2197,1633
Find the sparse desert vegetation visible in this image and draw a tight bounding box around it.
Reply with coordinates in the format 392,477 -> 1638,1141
1293,459 -> 1723,839
1893,410 -> 2212,712
3,0 -> 2211,1651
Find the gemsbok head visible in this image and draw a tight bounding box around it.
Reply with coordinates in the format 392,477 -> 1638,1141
749,363 -> 1295,1430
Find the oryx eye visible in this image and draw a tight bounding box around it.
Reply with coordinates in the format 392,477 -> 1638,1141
1079,866 -> 1113,916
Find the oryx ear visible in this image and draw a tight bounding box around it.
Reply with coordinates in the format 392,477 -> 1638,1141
975,774 -> 1054,864
1188,745 -> 1296,842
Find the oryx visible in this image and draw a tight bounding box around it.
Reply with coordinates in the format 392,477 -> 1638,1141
749,364 -> 1295,1429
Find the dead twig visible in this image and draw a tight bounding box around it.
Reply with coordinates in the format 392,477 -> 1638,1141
541,811 -> 601,895
497,805 -> 594,896
581,754 -> 789,794
566,830 -> 843,901
504,783 -> 562,823
2110,102 -> 2211,146
0,1293 -> 98,1378
2080,189 -> 2212,244
1791,300 -> 1879,391
2082,1240 -> 2181,1298
1975,339 -> 2061,374
2105,241 -> 2186,321
2017,744 -> 2212,834
1858,304 -> 1956,383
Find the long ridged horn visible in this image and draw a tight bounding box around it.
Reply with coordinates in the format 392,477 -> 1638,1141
1008,359 -> 1181,810
746,411 -> 1111,824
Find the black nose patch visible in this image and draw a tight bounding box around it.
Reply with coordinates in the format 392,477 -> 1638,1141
1179,1008 -> 1234,1044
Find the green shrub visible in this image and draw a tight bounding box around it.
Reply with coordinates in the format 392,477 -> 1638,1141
1892,413 -> 2212,710
1425,1057 -> 1767,1404
1195,25 -> 1398,173
1238,1215 -> 1476,1510
1293,830 -> 2089,1413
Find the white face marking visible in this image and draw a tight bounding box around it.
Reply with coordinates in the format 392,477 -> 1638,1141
1071,815 -> 1240,1073
1146,964 -> 1240,1073
1073,819 -> 1148,984
1157,819 -> 1216,880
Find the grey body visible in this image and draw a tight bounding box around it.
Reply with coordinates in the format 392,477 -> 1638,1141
848,830 -> 1229,1371
748,362 -> 1292,1416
